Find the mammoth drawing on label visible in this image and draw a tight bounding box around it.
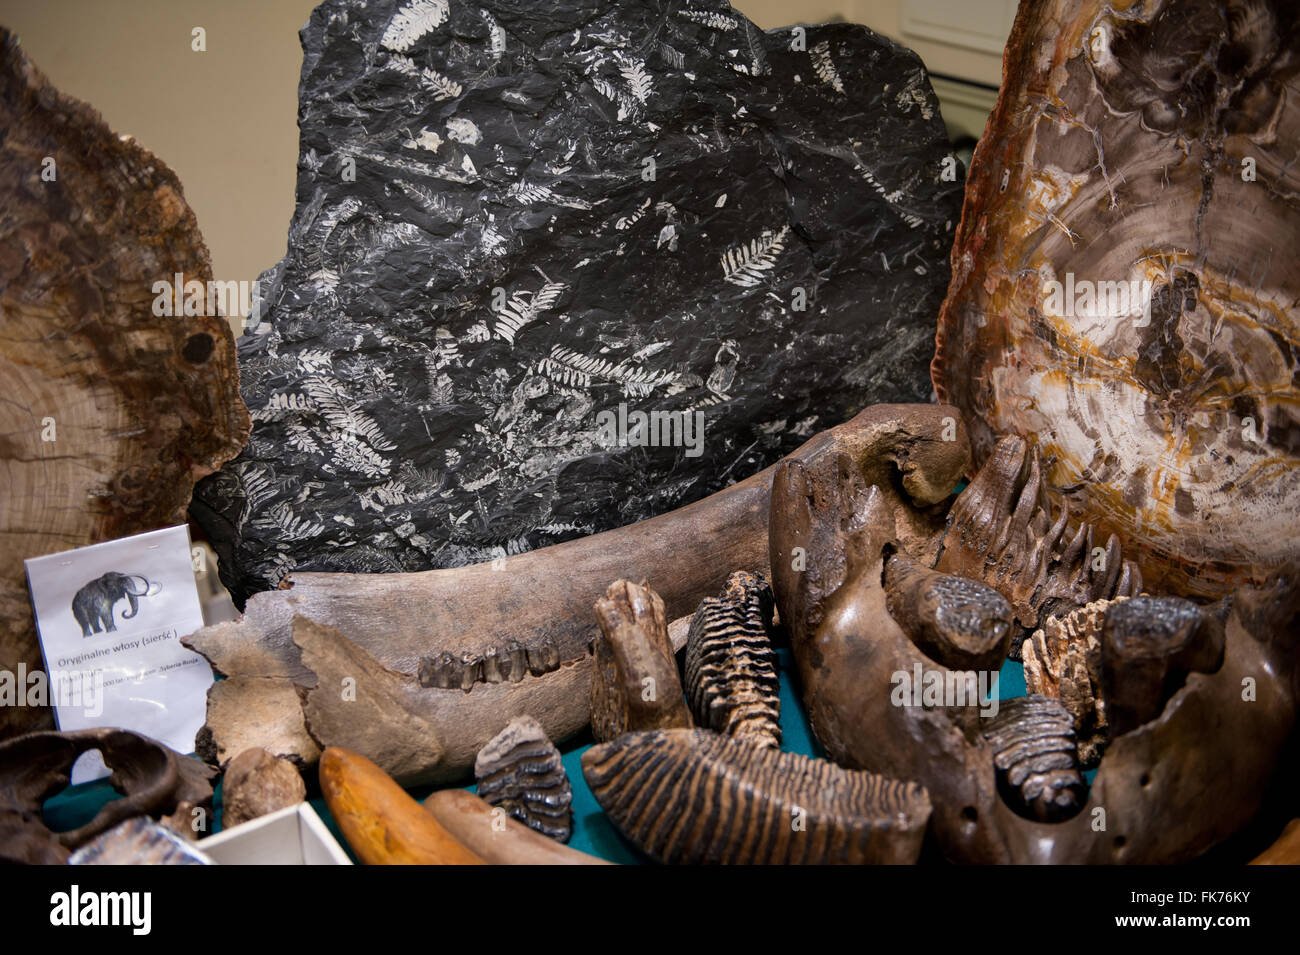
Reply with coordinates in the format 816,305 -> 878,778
70,573 -> 160,638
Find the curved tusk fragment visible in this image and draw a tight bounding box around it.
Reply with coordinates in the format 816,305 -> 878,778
318,747 -> 484,865
424,789 -> 612,865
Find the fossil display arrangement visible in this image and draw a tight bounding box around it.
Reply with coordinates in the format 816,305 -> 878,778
0,28 -> 248,738
192,0 -> 962,604
1,0 -> 1298,868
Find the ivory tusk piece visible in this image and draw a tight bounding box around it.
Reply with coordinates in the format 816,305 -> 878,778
318,747 -> 484,865
424,789 -> 612,865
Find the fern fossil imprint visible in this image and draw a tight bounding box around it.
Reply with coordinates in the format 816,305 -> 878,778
193,0 -> 961,603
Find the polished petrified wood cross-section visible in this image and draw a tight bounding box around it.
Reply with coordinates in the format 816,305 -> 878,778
0,29 -> 247,738
933,0 -> 1300,599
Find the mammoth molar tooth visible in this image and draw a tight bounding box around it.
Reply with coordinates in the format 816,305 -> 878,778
474,716 -> 573,843
983,696 -> 1087,824
418,638 -> 560,690
1023,597 -> 1118,768
684,571 -> 782,748
582,728 -> 931,865
883,548 -> 1013,672
936,436 -> 1143,658
589,579 -> 693,742
1101,595 -> 1226,737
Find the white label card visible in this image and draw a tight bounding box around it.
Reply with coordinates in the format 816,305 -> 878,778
24,525 -> 214,783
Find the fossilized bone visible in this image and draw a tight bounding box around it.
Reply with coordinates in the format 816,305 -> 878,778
934,435 -> 1143,657
0,728 -> 216,864
221,747 -> 306,830
183,404 -> 965,784
582,728 -> 931,865
319,747 -> 484,865
423,789 -> 611,865
590,579 -> 691,742
769,410 -> 1300,863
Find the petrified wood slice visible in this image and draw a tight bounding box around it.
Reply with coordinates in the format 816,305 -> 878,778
935,435 -> 1142,657
1100,595 -> 1226,737
883,547 -> 1012,671
590,579 -> 691,743
582,728 -> 930,865
0,29 -> 249,738
319,746 -> 484,865
932,0 -> 1300,599
194,0 -> 963,604
424,789 -> 611,865
1022,597 -> 1120,768
982,696 -> 1086,824
183,404 -> 965,784
684,571 -> 780,747
474,716 -> 572,843
0,728 -> 216,864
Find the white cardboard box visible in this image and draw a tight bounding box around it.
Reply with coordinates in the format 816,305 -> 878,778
199,803 -> 352,865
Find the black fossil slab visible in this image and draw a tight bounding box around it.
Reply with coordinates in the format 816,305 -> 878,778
194,0 -> 962,603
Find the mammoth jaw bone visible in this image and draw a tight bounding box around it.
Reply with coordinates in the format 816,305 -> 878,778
183,403 -> 970,785
768,411 -> 1300,863
934,434 -> 1143,657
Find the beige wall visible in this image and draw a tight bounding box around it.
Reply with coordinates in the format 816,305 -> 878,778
0,0 -> 319,295
0,1 -> 1000,306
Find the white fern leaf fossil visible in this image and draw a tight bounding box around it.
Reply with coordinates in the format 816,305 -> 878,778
654,41 -> 686,69
393,179 -> 461,218
616,197 -> 651,230
382,0 -> 449,52
615,53 -> 653,103
677,9 -> 739,31
296,349 -> 333,374
811,41 -> 845,94
536,345 -> 678,396
252,502 -> 325,541
491,275 -> 567,344
327,430 -> 393,479
720,225 -> 791,288
387,54 -> 463,101
304,376 -> 398,452
480,8 -> 506,58
285,421 -> 322,455
252,391 -> 315,421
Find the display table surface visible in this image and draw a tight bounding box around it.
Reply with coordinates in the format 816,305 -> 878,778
44,652 -> 1031,865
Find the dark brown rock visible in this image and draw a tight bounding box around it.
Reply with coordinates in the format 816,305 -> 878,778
221,747 -> 307,830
